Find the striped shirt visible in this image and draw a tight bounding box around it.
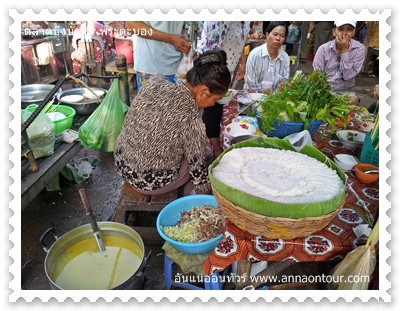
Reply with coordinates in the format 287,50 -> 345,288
244,44 -> 290,91
312,39 -> 366,91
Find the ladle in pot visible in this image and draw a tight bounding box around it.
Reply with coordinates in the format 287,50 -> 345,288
79,189 -> 106,252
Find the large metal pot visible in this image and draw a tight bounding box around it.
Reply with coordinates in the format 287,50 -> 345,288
21,84 -> 62,109
40,222 -> 150,290
56,87 -> 108,116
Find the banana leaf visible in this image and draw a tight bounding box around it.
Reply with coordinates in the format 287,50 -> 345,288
208,137 -> 347,219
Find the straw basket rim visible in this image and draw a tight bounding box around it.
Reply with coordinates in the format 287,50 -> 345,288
212,187 -> 344,239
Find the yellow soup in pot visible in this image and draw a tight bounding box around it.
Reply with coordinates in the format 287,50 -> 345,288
50,235 -> 143,290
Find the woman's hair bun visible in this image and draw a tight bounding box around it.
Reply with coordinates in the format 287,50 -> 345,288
195,50 -> 227,67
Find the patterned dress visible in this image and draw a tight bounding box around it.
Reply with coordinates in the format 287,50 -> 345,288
114,75 -> 211,193
197,21 -> 250,75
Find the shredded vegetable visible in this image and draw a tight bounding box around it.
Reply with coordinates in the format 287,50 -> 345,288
161,205 -> 223,243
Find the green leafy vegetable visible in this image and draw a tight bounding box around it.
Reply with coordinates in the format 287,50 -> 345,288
256,70 -> 363,133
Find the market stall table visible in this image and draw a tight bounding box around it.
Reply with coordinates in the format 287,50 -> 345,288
203,93 -> 379,276
21,114 -> 88,210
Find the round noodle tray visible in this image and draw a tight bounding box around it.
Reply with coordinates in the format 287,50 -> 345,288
208,137 -> 347,219
213,187 -> 345,239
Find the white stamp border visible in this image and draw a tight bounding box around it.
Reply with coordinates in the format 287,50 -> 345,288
8,7 -> 391,303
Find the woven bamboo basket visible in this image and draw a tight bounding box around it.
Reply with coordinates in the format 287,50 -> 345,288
213,187 -> 345,239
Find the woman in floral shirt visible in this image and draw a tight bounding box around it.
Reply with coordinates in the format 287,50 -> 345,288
197,21 -> 251,159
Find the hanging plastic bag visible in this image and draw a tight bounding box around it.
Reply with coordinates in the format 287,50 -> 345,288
21,104 -> 55,159
328,218 -> 379,290
78,78 -> 129,152
175,46 -> 194,82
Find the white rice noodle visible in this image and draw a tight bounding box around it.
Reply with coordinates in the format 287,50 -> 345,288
212,147 -> 344,204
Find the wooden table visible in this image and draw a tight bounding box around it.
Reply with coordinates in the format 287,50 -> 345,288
21,115 -> 88,210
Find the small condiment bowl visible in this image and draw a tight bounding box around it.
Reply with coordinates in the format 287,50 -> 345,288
354,163 -> 379,184
336,130 -> 366,150
333,154 -> 358,172
225,122 -> 257,138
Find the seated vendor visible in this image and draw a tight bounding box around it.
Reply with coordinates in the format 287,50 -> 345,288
114,50 -> 231,196
312,21 -> 365,102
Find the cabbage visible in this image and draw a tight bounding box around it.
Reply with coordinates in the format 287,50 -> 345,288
162,220 -> 199,242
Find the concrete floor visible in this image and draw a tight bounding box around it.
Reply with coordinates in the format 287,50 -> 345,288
19,58 -> 379,293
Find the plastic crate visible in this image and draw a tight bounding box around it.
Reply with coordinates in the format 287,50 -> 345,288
360,134 -> 379,167
257,117 -> 323,139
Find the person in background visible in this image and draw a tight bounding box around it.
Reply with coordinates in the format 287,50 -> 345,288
312,21 -> 365,92
114,50 -> 231,196
368,84 -> 379,114
197,21 -> 251,159
285,21 -> 301,56
70,21 -> 116,75
126,21 -> 192,91
299,21 -> 310,63
244,21 -> 290,93
359,22 -> 367,44
307,23 -> 317,57
313,21 -> 334,56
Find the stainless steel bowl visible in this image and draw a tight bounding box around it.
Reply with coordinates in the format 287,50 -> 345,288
56,87 -> 107,116
21,84 -> 62,109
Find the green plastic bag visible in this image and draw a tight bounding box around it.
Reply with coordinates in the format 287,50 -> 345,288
78,79 -> 129,152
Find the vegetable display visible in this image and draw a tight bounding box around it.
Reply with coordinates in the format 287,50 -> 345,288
161,205 -> 223,243
255,70 -> 365,133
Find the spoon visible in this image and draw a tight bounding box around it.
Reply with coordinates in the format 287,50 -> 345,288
325,149 -> 343,163
364,170 -> 379,174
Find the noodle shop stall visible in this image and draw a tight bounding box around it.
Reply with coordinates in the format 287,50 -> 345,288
198,92 -> 379,289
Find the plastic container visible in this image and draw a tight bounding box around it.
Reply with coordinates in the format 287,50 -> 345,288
49,105 -> 76,135
156,195 -> 223,254
360,134 -> 379,167
257,117 -> 323,139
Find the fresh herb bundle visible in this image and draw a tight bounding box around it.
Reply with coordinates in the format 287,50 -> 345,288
255,70 -> 362,133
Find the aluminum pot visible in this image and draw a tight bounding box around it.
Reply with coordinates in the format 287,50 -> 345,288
21,84 -> 62,109
40,222 -> 150,290
56,87 -> 108,116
